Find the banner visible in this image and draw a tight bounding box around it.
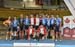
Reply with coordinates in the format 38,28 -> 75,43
14,43 -> 55,47
64,0 -> 75,17
71,16 -> 75,39
63,16 -> 72,39
63,16 -> 75,39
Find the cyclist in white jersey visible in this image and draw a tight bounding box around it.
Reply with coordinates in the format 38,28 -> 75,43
35,14 -> 40,29
30,14 -> 35,28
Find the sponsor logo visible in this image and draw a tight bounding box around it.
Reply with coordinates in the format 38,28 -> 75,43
65,18 -> 70,23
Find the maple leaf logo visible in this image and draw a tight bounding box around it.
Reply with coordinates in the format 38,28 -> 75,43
65,18 -> 70,23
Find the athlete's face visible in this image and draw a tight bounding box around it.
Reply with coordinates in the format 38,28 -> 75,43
39,15 -> 42,18
47,16 -> 50,18
56,15 -> 59,18
8,16 -> 11,20
40,25 -> 43,28
51,15 -> 54,18
36,14 -> 38,18
20,14 -> 23,19
43,15 -> 45,18
45,14 -> 48,17
26,16 -> 28,18
29,26 -> 33,29
14,17 -> 16,20
30,15 -> 33,18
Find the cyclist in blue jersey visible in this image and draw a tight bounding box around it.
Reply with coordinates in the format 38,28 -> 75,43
24,15 -> 30,39
24,15 -> 30,30
12,17 -> 19,40
46,16 -> 51,39
39,15 -> 42,26
46,16 -> 50,31
55,15 -> 62,41
50,15 -> 56,40
41,15 -> 47,27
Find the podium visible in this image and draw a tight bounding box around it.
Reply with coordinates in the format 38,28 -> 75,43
13,40 -> 55,47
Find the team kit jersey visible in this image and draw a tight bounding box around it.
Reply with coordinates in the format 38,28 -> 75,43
24,18 -> 30,25
50,18 -> 56,30
56,18 -> 62,26
5,20 -> 12,32
27,27 -> 34,36
30,18 -> 35,25
12,20 -> 19,31
46,18 -> 51,31
37,26 -> 47,35
42,18 -> 47,26
18,18 -> 24,31
47,18 -> 50,26
35,18 -> 40,26
55,18 -> 62,32
24,18 -> 30,29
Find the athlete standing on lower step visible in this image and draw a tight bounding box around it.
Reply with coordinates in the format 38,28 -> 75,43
11,17 -> 19,40
55,15 -> 62,41
3,16 -> 12,40
50,15 -> 56,40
